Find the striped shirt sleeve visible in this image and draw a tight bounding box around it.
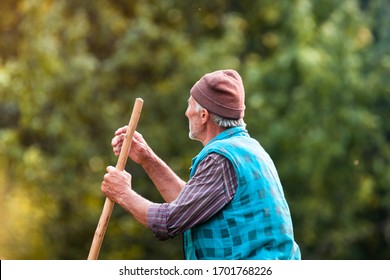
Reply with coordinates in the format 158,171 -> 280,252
147,153 -> 237,241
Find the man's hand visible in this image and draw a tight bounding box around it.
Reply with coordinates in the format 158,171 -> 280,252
111,126 -> 185,203
101,166 -> 132,205
101,165 -> 151,227
111,126 -> 150,165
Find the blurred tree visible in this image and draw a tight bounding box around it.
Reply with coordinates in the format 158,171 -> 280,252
242,0 -> 390,259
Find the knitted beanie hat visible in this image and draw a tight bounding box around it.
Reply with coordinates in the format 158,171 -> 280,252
190,69 -> 245,119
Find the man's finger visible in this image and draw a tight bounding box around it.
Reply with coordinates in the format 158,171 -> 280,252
106,165 -> 115,173
115,125 -> 128,136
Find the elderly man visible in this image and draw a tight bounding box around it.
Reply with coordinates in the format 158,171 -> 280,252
101,69 -> 301,260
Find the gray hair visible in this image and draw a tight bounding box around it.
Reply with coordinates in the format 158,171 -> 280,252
195,101 -> 246,128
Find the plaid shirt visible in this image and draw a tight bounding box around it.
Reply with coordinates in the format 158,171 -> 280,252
147,153 -> 237,240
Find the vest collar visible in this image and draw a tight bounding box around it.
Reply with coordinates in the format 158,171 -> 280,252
190,126 -> 248,177
206,126 -> 248,146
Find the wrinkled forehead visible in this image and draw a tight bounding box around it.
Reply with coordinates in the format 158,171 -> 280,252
187,95 -> 196,104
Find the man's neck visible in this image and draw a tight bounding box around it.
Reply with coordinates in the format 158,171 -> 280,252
200,123 -> 227,146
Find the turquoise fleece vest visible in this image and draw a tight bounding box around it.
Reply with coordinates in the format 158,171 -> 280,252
183,126 -> 301,260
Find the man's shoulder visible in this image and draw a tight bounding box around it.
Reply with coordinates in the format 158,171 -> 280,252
200,152 -> 230,165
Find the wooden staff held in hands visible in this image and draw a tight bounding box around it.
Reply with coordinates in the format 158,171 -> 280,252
87,98 -> 143,260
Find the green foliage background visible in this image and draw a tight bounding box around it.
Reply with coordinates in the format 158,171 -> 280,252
0,0 -> 389,259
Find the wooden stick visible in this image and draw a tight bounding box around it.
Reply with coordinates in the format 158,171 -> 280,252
87,98 -> 144,260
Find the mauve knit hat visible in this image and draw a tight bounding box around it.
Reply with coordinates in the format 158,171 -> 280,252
190,69 -> 245,119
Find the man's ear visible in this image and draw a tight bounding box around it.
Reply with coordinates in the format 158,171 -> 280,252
200,108 -> 210,124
